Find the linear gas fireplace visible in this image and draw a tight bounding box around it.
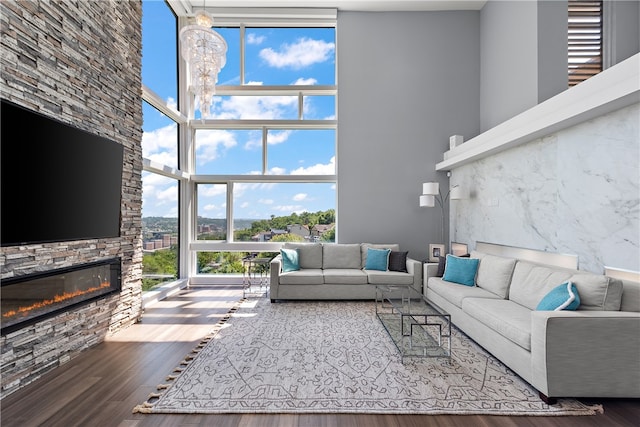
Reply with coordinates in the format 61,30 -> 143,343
1,258 -> 121,335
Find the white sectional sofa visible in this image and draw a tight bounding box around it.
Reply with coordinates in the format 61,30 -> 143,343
270,242 -> 422,302
423,243 -> 640,402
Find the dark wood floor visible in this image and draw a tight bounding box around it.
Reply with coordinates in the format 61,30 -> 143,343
1,285 -> 638,427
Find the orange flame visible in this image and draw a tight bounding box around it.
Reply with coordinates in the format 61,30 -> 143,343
2,281 -> 112,320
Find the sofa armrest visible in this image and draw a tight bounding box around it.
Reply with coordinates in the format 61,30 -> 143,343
531,310 -> 640,398
269,255 -> 282,300
406,257 -> 423,293
423,262 -> 439,296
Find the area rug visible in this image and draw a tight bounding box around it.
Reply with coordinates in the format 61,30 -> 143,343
133,298 -> 603,416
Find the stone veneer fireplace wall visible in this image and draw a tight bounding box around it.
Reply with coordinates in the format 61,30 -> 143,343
0,1 -> 143,398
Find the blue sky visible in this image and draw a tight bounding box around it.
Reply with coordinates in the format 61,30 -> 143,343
141,0 -> 336,220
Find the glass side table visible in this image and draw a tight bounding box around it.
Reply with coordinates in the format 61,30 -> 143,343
242,256 -> 272,298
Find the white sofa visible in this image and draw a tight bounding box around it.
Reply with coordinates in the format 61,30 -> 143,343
270,242 -> 422,302
424,244 -> 640,402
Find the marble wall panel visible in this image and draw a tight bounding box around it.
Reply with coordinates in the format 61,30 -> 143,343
451,103 -> 639,273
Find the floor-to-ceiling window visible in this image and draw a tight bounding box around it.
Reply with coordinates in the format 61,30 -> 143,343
140,1 -> 181,291
141,1 -> 337,282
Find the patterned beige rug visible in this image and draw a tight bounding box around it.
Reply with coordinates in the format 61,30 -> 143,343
133,298 -> 603,416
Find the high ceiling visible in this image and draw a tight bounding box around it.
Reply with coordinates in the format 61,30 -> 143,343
171,0 -> 487,14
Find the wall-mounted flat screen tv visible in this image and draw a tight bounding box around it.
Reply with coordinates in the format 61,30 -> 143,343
1,99 -> 124,247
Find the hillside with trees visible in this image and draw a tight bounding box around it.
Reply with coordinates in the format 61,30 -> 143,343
142,209 -> 335,290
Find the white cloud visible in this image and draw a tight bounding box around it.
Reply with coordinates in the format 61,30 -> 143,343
268,167 -> 287,175
147,151 -> 176,166
247,33 -> 265,45
259,198 -> 274,205
243,135 -> 263,150
215,93 -> 297,121
274,204 -> 305,213
195,129 -> 237,164
142,123 -> 178,164
141,176 -> 178,217
259,38 -> 335,69
293,193 -> 307,201
234,182 -> 278,199
199,184 -> 226,197
293,77 -> 317,85
267,130 -> 292,146
290,156 -> 335,175
156,185 -> 178,202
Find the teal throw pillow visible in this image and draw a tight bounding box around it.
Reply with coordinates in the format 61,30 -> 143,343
536,281 -> 581,311
365,248 -> 390,271
442,254 -> 479,286
280,248 -> 300,272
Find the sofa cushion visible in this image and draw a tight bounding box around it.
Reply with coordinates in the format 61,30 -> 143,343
435,253 -> 471,277
283,242 -> 323,269
280,248 -> 300,272
322,243 -> 361,269
360,243 -> 400,269
509,261 -> 575,310
427,277 -> 501,308
462,298 -> 532,351
388,251 -> 408,272
278,269 -> 324,285
620,279 -> 640,312
536,281 -> 581,311
443,255 -> 479,286
323,269 -> 368,284
367,270 -> 414,285
569,274 -> 623,311
365,248 -> 390,271
471,251 -> 517,298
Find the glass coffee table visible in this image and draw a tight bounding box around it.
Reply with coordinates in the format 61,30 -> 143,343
375,284 -> 451,360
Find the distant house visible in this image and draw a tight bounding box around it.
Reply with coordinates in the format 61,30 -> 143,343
311,224 -> 334,240
252,231 -> 272,242
270,229 -> 288,240
287,224 -> 310,239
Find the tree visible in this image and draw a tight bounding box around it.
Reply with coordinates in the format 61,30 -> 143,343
321,228 -> 335,242
271,233 -> 305,242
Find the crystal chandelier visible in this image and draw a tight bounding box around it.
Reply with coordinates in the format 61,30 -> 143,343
179,10 -> 227,119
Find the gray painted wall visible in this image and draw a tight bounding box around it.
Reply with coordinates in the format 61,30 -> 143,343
479,1 -> 568,132
537,1 -> 569,104
605,0 -> 640,68
479,0 -> 538,132
337,11 -> 480,261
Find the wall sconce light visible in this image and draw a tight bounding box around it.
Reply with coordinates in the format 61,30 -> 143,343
420,181 -> 463,244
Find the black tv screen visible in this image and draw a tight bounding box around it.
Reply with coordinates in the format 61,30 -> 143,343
1,99 -> 123,246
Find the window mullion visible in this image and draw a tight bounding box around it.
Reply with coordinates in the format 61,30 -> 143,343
240,24 -> 245,85
262,127 -> 268,174
298,92 -> 303,120
227,181 -> 234,243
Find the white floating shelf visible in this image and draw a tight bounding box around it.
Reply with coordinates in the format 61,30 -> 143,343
436,53 -> 640,171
